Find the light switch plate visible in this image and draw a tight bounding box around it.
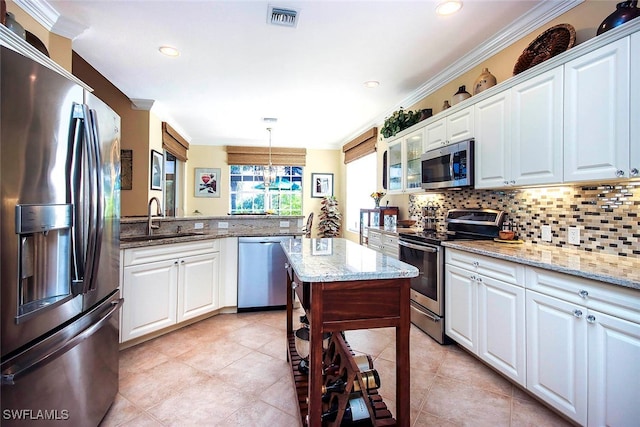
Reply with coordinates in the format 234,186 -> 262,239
568,226 -> 580,245
541,225 -> 552,242
280,221 -> 290,228
194,222 -> 204,229
218,222 -> 228,229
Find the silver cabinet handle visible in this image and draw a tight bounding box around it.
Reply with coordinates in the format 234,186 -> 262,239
578,290 -> 588,298
470,275 -> 476,281
284,262 -> 290,269
174,261 -> 179,265
477,277 -> 483,283
616,169 -> 625,177
573,309 -> 583,318
292,282 -> 298,289
631,168 -> 638,177
510,180 -> 516,184
472,261 -> 479,267
586,314 -> 596,324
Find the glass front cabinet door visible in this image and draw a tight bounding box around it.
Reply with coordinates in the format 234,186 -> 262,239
387,128 -> 425,193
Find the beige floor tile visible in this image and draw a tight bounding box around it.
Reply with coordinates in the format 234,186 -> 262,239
510,397 -> 574,427
105,310 -> 571,427
147,376 -> 249,426
437,347 -> 514,397
422,376 -> 512,426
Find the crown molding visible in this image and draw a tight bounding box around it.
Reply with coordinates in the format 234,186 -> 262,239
130,99 -> 156,111
341,0 -> 583,146
13,0 -> 87,39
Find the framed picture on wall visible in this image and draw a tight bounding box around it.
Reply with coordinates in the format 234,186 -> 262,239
195,168 -> 221,198
311,173 -> 333,198
150,150 -> 163,190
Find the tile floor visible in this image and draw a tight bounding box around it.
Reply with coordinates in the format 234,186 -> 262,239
100,310 -> 574,427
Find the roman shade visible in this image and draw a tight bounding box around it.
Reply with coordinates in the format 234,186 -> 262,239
226,146 -> 307,166
343,127 -> 377,164
162,122 -> 189,162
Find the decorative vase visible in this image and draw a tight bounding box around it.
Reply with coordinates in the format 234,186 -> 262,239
473,68 -> 497,95
5,12 -> 26,40
442,100 -> 451,110
374,199 -> 380,208
597,0 -> 640,35
419,108 -> 433,121
451,85 -> 471,105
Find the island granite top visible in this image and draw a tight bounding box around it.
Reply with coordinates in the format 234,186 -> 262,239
281,237 -> 419,283
442,240 -> 640,290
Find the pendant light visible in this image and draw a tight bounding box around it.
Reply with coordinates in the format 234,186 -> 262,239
263,127 -> 276,187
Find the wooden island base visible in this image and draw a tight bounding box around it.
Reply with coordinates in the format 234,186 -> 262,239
286,332 -> 397,426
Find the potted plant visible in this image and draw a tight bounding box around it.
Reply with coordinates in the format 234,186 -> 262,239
381,107 -> 431,138
317,196 -> 342,237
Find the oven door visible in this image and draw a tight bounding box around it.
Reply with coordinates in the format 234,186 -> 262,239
398,239 -> 442,315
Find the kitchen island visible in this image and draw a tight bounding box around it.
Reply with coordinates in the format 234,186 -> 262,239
281,238 -> 418,427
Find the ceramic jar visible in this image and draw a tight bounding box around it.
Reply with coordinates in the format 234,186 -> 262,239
451,85 -> 471,105
473,68 -> 497,95
5,12 -> 26,40
597,0 -> 640,35
442,100 -> 451,110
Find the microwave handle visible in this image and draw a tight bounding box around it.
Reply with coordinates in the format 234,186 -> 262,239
449,152 -> 455,180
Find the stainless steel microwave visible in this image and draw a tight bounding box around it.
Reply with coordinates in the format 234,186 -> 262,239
421,139 -> 474,190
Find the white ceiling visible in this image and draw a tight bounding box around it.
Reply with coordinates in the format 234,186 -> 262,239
37,0 -> 575,149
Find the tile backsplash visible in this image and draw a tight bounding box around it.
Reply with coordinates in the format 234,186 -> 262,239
409,181 -> 640,257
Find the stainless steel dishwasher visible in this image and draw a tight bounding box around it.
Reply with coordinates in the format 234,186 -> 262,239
237,236 -> 293,311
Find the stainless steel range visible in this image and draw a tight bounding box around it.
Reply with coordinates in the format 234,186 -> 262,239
399,208 -> 506,344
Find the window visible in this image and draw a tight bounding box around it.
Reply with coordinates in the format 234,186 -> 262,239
230,165 -> 302,215
163,152 -> 184,217
346,153 -> 377,233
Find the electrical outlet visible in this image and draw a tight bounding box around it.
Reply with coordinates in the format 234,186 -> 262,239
568,226 -> 580,245
280,221 -> 290,228
194,222 -> 204,230
541,225 -> 552,242
218,222 -> 228,229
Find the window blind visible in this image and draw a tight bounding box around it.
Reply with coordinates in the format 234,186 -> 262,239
226,146 -> 307,166
162,122 -> 189,162
342,127 -> 377,164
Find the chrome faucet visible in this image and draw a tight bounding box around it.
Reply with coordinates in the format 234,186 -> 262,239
147,197 -> 162,235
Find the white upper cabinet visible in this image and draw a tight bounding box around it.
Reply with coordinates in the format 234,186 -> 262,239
564,37 -> 630,182
424,106 -> 474,152
474,90 -> 511,188
387,128 -> 425,194
475,67 -> 563,189
630,32 -> 640,179
511,67 -> 564,186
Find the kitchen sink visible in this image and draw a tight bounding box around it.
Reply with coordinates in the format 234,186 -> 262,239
120,232 -> 205,243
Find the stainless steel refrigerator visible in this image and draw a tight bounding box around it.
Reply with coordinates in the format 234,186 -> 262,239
1,46 -> 122,426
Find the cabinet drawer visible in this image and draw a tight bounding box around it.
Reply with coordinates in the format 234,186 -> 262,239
526,267 -> 640,324
445,248 -> 524,285
367,232 -> 382,245
382,234 -> 398,246
123,239 -> 220,266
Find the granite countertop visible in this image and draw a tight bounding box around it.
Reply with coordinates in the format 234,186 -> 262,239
442,240 -> 640,291
120,215 -> 303,223
120,230 -> 303,249
281,237 -> 419,283
366,226 -> 421,236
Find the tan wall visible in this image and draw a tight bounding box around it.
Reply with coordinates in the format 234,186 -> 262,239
7,1 -> 72,70
185,147 -> 343,236
380,0 -> 620,214
71,53 -> 152,217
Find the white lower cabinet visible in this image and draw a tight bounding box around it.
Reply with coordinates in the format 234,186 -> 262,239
526,267 -> 640,426
366,228 -> 399,259
445,250 -> 526,386
525,289 -> 588,425
121,240 -> 221,343
446,248 -> 640,426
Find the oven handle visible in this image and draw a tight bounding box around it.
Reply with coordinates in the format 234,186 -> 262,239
398,240 -> 438,252
411,302 -> 442,322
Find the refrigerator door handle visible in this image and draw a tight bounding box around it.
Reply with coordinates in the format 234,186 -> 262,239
1,298 -> 123,385
84,108 -> 104,294
69,103 -> 100,295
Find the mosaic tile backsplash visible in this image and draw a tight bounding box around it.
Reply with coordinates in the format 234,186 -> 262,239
409,181 -> 640,257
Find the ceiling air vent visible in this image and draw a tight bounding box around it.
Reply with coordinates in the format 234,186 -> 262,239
268,5 -> 299,28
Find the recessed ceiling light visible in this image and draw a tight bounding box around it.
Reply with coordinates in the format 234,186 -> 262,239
436,1 -> 462,16
159,46 -> 180,57
364,80 -> 380,88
